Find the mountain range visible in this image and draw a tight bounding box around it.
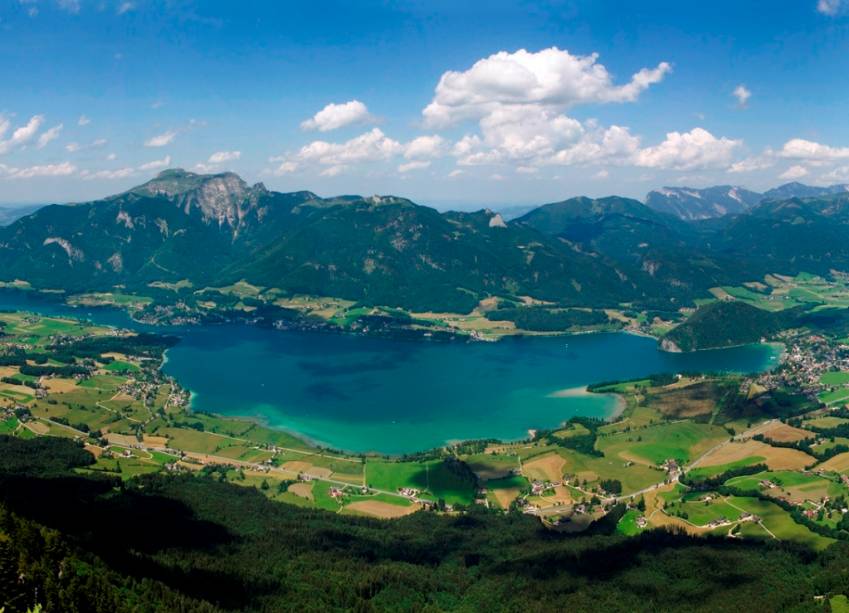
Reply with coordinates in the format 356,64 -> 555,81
1,169 -> 849,313
645,182 -> 849,221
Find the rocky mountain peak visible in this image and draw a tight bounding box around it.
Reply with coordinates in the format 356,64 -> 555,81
128,168 -> 268,230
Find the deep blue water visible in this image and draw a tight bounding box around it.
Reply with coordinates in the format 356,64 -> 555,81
0,290 -> 781,454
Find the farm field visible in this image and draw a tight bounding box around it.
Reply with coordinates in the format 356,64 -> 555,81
596,421 -> 727,466
725,496 -> 836,550
712,273 -> 849,314
695,439 -> 815,471
727,470 -> 849,504
686,456 -> 766,480
819,452 -> 849,474
804,416 -> 849,429
616,509 -> 645,536
756,421 -> 814,443
365,459 -> 476,505
821,371 -> 849,386
820,388 -> 849,406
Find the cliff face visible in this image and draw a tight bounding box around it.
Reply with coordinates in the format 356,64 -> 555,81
129,169 -> 268,231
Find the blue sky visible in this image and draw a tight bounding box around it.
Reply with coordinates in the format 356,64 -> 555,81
2,0 -> 849,207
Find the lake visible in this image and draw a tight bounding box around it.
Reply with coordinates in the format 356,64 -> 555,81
0,290 -> 781,454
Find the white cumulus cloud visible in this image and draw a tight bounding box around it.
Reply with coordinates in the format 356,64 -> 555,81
4,161 -> 76,179
821,165 -> 849,182
398,160 -> 431,173
779,165 -> 809,180
0,115 -> 44,154
36,124 -> 63,149
728,155 -> 774,173
138,155 -> 171,171
418,48 -> 674,172
423,47 -> 670,128
404,135 -> 445,159
301,100 -> 373,132
83,167 -> 136,180
144,130 -> 176,147
818,0 -> 847,15
208,150 -> 241,163
634,128 -> 741,170
779,138 -> 849,161
77,115 -> 91,126
273,161 -> 299,175
733,84 -> 751,107
320,165 -> 346,177
296,128 -> 402,166
65,138 -> 107,153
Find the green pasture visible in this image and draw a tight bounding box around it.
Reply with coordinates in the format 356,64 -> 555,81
596,421 -> 727,465
365,458 -> 476,505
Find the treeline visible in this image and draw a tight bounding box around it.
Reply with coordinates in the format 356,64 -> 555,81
50,332 -> 178,359
681,463 -> 769,490
544,416 -> 605,457
718,387 -> 817,424
752,433 -> 849,463
485,306 -> 611,332
0,376 -> 39,389
789,409 -> 849,442
587,372 -> 678,392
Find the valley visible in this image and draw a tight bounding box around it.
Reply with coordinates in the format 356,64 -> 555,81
0,300 -> 839,543
5,172 -> 849,609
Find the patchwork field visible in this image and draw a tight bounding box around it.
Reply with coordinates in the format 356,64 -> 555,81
522,452 -> 566,482
464,452 -> 520,480
757,420 -> 815,443
287,482 -> 314,500
516,446 -> 664,495
696,439 -> 815,471
725,496 -> 836,551
686,456 -> 766,480
343,500 -> 420,519
804,416 -> 849,429
727,470 -> 849,504
819,452 -> 849,474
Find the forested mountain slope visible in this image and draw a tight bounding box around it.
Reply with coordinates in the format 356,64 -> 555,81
4,170 -> 849,314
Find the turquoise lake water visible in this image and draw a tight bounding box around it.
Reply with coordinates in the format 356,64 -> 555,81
0,290 -> 781,454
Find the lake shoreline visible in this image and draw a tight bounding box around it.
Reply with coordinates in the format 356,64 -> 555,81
0,288 -> 783,457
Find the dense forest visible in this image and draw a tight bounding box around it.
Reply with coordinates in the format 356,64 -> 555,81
663,301 -> 799,351
2,436 -> 848,612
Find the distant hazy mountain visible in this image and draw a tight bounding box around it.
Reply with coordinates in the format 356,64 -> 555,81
0,204 -> 43,226
644,186 -> 762,220
761,181 -> 849,201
